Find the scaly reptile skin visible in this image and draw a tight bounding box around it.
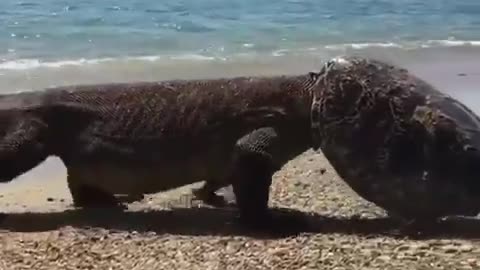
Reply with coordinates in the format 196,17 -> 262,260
310,56 -> 480,227
0,74 -> 316,226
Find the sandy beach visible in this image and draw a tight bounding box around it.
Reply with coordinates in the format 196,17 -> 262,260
1,56 -> 480,269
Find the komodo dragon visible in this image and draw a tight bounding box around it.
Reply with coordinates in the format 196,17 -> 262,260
0,74 -> 317,226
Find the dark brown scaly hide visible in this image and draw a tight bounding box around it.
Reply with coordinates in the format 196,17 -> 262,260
0,75 -> 315,202
311,56 -> 480,220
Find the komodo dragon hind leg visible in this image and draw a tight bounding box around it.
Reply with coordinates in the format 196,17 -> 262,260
0,117 -> 50,182
67,167 -> 125,209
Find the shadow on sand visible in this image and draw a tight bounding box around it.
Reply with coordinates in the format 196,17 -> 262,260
1,207 -> 480,239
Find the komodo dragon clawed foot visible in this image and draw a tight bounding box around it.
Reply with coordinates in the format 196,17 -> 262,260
69,184 -> 126,209
66,171 -> 126,209
65,166 -> 128,209
231,160 -> 274,230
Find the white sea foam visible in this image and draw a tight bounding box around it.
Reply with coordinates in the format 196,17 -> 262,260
0,58 -> 113,70
325,42 -> 403,50
2,40 -> 480,71
272,49 -> 289,56
422,39 -> 480,48
130,55 -> 162,61
168,54 -> 216,61
0,54 -> 215,70
324,40 -> 480,50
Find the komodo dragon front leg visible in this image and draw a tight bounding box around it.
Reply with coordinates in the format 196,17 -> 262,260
225,126 -> 299,227
192,124 -> 306,227
228,127 -> 282,227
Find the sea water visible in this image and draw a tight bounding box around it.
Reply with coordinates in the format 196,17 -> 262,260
0,0 -> 480,103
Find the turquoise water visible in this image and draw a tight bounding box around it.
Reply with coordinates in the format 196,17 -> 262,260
1,0 -> 480,67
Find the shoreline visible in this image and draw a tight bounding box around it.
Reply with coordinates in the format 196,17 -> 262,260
1,45 -> 480,92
